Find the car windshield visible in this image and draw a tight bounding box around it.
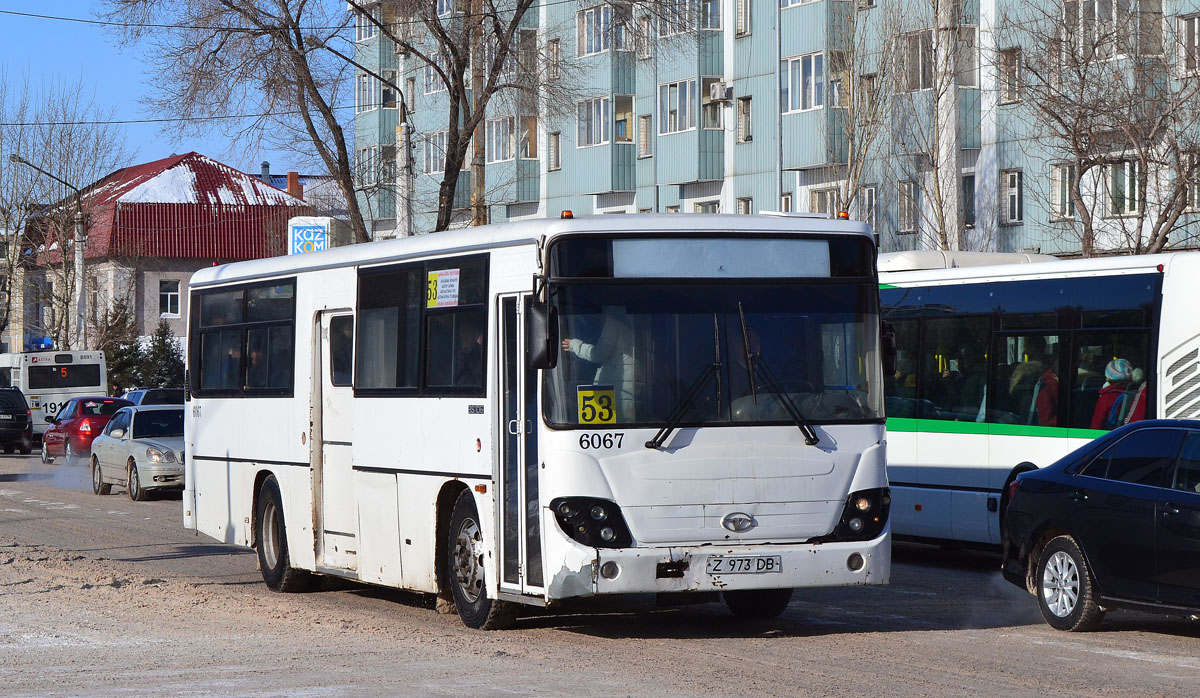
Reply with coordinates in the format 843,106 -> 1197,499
132,409 -> 184,439
543,281 -> 882,428
78,399 -> 131,416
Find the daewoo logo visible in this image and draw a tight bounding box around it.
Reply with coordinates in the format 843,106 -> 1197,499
721,512 -> 756,533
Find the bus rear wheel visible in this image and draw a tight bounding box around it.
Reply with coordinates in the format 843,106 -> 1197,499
255,476 -> 313,593
723,588 -> 794,620
447,489 -> 515,630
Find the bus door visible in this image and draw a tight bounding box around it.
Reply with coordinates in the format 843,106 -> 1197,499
497,295 -> 544,597
317,311 -> 357,571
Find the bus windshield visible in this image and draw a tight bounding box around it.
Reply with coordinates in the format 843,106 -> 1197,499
544,281 -> 882,428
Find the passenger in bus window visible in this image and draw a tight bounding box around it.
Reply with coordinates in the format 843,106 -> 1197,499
454,316 -> 484,388
1034,356 -> 1059,427
561,307 -> 634,417
1091,358 -> 1144,429
1123,367 -> 1149,426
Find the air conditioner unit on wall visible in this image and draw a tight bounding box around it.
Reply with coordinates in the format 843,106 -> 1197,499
709,81 -> 733,102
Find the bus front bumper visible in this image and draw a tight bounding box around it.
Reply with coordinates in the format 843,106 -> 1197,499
547,530 -> 891,599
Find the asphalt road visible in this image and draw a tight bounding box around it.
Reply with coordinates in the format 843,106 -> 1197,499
1,452 -> 1198,698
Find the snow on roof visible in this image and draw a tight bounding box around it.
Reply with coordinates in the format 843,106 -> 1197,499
120,162 -> 199,204
83,152 -> 305,208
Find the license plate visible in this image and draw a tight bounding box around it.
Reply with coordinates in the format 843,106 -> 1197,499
706,555 -> 782,575
0,414 -> 12,419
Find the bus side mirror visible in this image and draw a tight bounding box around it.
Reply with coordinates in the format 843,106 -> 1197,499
881,321 -> 897,377
527,302 -> 559,370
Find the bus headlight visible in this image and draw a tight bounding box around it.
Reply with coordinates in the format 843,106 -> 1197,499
550,497 -> 633,549
813,487 -> 890,543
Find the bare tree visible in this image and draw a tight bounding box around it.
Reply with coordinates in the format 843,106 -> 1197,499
101,0 -> 373,243
885,0 -> 978,251
0,73 -> 128,350
997,0 -> 1200,256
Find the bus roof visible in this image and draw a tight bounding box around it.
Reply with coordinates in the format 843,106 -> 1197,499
878,250 -> 1059,272
880,251 -> 1183,286
188,213 -> 873,289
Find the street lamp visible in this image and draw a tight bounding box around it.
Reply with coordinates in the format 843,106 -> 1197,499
8,154 -> 87,350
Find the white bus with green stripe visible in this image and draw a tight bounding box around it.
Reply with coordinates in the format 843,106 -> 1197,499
880,251 -> 1200,545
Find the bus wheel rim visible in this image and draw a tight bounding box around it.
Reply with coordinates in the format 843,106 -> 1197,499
262,499 -> 281,570
453,517 -> 483,604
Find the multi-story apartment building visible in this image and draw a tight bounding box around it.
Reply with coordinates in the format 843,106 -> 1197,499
352,0 -> 1200,256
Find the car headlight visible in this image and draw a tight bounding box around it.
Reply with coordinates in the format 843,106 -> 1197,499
146,447 -> 176,463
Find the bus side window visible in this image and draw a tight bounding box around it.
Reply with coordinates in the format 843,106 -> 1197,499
883,318 -> 919,418
0,368 -> 9,388
919,316 -> 990,423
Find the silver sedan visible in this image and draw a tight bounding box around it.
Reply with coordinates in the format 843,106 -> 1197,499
89,405 -> 185,501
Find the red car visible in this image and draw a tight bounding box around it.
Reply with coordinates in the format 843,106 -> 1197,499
41,396 -> 133,465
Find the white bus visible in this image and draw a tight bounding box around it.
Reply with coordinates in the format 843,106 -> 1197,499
183,214 -> 890,628
880,251 -> 1200,545
0,350 -> 108,438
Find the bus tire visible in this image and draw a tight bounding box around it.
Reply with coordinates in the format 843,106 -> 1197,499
92,457 -> 110,495
447,489 -> 515,630
1036,535 -> 1104,632
723,588 -> 794,620
255,476 -> 314,593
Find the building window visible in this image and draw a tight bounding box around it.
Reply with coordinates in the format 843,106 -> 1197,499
1001,169 -> 1023,224
828,51 -> 849,107
736,197 -> 753,214
549,132 -> 562,170
658,79 -> 697,134
1187,152 -> 1200,210
615,95 -> 634,143
436,0 -> 453,16
356,73 -> 381,113
1109,160 -> 1139,216
577,96 -> 611,147
780,0 -> 819,8
1183,15 -> 1200,76
666,205 -> 681,213
424,131 -> 447,174
780,193 -> 792,212
382,70 -> 397,109
356,146 -> 380,186
782,52 -> 825,112
659,0 -> 698,36
735,0 -> 750,35
637,115 -> 653,158
701,77 -> 724,129
1066,0 -> 1162,58
861,185 -> 877,230
423,61 -> 447,94
519,116 -> 538,159
637,15 -> 654,58
405,77 -> 416,112
486,117 -> 514,163
1051,163 -> 1077,219
701,0 -> 721,29
810,188 -> 838,217
695,201 -> 720,213
901,29 -> 934,92
1000,48 -> 1021,103
898,181 -> 917,233
736,96 -> 752,142
957,27 -> 978,88
159,280 -> 180,317
962,174 -> 976,227
578,5 -> 612,57
860,73 -> 878,110
548,39 -> 561,79
355,6 -> 380,41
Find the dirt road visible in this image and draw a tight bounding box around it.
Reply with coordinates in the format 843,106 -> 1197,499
1,455 -> 1198,697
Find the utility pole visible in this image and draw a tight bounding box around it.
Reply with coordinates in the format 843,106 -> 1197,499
8,154 -> 87,350
935,0 -> 963,250
469,0 -> 488,226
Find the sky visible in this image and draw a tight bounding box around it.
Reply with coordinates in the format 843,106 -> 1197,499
0,1 -> 300,175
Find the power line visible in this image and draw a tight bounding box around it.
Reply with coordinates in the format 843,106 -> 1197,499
0,105 -> 356,128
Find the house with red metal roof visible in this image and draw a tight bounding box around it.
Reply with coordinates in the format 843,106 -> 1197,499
18,152 -> 313,351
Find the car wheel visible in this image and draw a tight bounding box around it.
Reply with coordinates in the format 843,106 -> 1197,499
127,461 -> 147,502
447,489 -> 516,630
255,476 -> 314,592
63,443 -> 75,467
18,440 -> 31,456
2,443 -> 12,454
92,457 -> 111,496
1036,535 -> 1105,632
723,588 -> 795,619
40,440 -> 51,464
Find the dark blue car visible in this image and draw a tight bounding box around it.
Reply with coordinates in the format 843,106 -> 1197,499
1001,419 -> 1200,631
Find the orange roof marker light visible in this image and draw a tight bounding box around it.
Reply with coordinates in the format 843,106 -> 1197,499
561,210 -> 574,219
837,210 -> 850,220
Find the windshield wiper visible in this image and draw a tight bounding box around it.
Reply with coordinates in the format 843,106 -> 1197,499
738,302 -> 819,446
645,314 -> 722,450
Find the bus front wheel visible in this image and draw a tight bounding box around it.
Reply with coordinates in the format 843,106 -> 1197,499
723,588 -> 794,620
255,476 -> 313,593
447,489 -> 516,630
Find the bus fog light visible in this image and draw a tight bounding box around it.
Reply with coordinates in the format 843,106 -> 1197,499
847,553 -> 865,571
599,561 -> 620,579
599,527 -> 616,542
590,505 -> 607,521
847,517 -> 864,533
557,502 -> 574,517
